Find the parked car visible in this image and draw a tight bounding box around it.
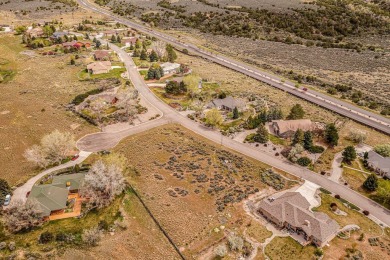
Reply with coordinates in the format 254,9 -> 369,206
3,194 -> 11,206
26,191 -> 30,198
71,154 -> 79,161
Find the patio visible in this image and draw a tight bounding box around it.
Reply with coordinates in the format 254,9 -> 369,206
49,194 -> 83,221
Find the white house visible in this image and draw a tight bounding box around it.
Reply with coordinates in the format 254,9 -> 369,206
161,62 -> 180,75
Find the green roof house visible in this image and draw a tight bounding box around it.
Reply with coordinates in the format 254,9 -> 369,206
27,173 -> 85,218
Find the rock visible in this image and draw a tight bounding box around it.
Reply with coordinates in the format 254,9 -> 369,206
0,242 -> 6,250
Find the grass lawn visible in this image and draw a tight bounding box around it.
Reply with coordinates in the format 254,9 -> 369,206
265,236 -> 316,260
150,87 -> 192,108
269,134 -> 287,146
314,193 -> 382,236
246,221 -> 272,243
79,68 -> 126,81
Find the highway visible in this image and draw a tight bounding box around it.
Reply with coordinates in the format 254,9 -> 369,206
77,0 -> 390,135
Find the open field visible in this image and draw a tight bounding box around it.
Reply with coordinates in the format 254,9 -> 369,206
111,124 -> 298,258
0,35 -> 97,185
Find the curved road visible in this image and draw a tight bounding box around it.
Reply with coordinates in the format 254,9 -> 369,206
74,38 -> 390,227
77,0 -> 390,135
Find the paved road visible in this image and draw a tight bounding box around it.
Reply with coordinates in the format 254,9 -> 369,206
10,151 -> 91,203
74,39 -> 390,227
77,0 -> 390,135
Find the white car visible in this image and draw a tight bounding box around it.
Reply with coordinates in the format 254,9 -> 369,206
3,194 -> 11,206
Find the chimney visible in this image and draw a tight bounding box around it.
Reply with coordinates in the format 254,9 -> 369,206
303,220 -> 310,227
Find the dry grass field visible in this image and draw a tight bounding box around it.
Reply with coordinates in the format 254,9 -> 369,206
0,35 -> 98,185
109,124 -> 298,258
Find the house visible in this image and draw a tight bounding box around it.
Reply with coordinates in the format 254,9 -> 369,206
27,173 -> 85,219
258,192 -> 339,247
271,119 -> 315,138
103,30 -> 117,38
366,150 -> 390,178
93,50 -> 111,61
122,37 -> 137,47
207,96 -> 246,112
51,31 -> 68,40
26,27 -> 44,38
87,61 -> 112,75
160,62 -> 181,75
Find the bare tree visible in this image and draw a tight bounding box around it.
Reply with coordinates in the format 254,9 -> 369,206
152,41 -> 167,60
24,130 -> 75,168
4,200 -> 44,233
23,145 -> 49,168
214,244 -> 228,257
82,227 -> 102,246
80,160 -> 126,210
41,130 -> 75,164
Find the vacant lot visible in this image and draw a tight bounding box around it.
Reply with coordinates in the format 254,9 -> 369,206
0,35 -> 97,185
111,124 -> 297,258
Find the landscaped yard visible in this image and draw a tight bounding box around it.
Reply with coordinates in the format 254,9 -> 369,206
265,236 -> 316,260
78,67 -> 126,81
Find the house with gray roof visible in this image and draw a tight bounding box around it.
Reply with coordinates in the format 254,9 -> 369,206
207,96 -> 246,112
258,192 -> 339,247
366,150 -> 390,178
271,119 -> 316,138
27,173 -> 85,219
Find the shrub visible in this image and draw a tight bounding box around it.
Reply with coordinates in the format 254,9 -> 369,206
214,244 -> 228,257
56,232 -> 67,242
314,248 -> 323,257
297,157 -> 311,166
98,220 -> 109,231
228,234 -> 244,251
363,210 -> 369,216
363,174 -> 378,191
320,187 -> 331,194
39,232 -> 54,244
82,227 -> 102,246
330,202 -> 338,211
335,194 -> 341,199
309,145 -> 325,154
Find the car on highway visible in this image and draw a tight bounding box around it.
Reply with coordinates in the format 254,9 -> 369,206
3,194 -> 11,206
71,154 -> 79,161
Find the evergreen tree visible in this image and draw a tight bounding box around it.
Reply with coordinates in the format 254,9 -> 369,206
253,124 -> 269,144
140,49 -> 147,60
111,34 -> 116,42
342,146 -> 357,164
95,40 -> 101,49
149,50 -> 158,62
232,107 -> 239,119
303,131 -> 313,150
292,129 -> 304,145
325,123 -> 339,147
363,174 -> 378,191
287,104 -> 305,120
133,49 -> 140,57
166,44 -> 177,62
129,43 -> 134,50
116,35 -> 121,43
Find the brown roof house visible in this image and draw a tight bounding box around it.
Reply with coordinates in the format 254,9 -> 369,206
93,50 -> 111,61
87,61 -> 112,75
26,27 -> 44,38
122,37 -> 137,47
258,192 -> 339,247
366,150 -> 390,178
271,119 -> 316,138
207,96 -> 246,112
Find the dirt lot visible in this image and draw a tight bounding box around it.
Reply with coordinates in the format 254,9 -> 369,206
0,35 -> 97,185
109,124 -> 297,258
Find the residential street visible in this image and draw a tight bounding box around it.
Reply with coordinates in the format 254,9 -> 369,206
75,42 -> 390,227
